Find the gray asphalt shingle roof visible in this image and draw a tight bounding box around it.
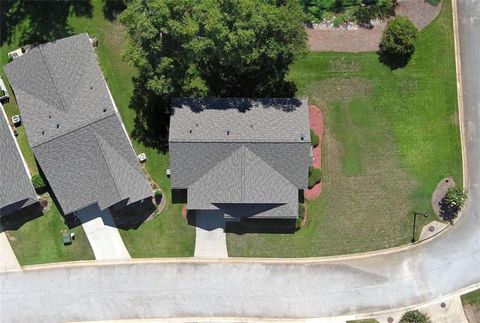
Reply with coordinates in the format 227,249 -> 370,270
4,34 -> 151,214
169,98 -> 310,219
0,105 -> 37,216
170,98 -> 310,143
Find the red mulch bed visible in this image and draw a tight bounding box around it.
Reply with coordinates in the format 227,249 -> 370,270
305,105 -> 324,200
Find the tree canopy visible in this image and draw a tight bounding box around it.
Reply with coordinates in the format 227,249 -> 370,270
378,16 -> 418,69
120,0 -> 307,145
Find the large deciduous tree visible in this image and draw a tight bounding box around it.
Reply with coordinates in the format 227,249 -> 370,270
120,0 -> 307,145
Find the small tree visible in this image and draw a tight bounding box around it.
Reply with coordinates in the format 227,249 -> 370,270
378,16 -> 418,69
441,186 -> 467,221
399,310 -> 431,323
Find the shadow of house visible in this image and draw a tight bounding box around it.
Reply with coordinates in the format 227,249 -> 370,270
0,202 -> 43,233
110,199 -> 156,230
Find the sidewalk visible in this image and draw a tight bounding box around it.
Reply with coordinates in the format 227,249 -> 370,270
76,204 -> 130,261
0,232 -> 21,272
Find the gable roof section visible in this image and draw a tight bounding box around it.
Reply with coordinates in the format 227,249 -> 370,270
0,105 -> 37,216
188,146 -> 297,219
170,98 -> 310,143
5,34 -> 151,214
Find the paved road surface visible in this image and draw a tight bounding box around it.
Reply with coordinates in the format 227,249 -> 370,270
77,204 -> 130,260
1,1 -> 479,321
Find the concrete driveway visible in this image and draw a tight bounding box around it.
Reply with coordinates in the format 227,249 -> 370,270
194,210 -> 228,258
0,232 -> 20,272
76,204 -> 130,260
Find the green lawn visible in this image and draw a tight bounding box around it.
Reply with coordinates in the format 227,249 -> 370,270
462,289 -> 480,306
1,195 -> 94,266
0,0 -> 194,260
227,1 -> 462,257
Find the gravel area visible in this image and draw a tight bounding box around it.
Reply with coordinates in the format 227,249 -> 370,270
308,0 -> 442,52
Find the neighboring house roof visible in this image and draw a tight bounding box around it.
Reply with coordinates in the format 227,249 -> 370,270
0,104 -> 37,216
169,98 -> 310,219
4,33 -> 151,215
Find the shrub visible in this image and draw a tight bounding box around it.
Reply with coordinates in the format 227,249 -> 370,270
154,190 -> 162,198
31,174 -> 45,190
378,16 -> 418,69
296,203 -> 306,230
311,129 -> 319,147
308,167 -> 322,188
399,310 -> 431,323
440,186 -> 467,221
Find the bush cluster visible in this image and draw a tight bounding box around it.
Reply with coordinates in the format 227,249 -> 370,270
31,174 -> 46,190
399,310 -> 431,323
310,129 -> 319,147
378,16 -> 418,69
308,167 -> 322,189
440,186 -> 467,222
301,0 -> 395,25
296,203 -> 306,230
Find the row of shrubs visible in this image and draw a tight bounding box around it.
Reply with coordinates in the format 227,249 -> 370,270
308,167 -> 322,189
301,0 -> 396,26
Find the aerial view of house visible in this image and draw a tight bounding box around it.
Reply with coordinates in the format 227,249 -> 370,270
0,103 -> 37,216
4,33 -> 152,216
169,98 -> 311,223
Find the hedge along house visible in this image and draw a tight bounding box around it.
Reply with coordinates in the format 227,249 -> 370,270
4,34 -> 152,216
0,103 -> 37,216
169,98 -> 311,226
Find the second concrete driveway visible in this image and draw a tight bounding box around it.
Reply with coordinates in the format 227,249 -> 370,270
76,204 -> 130,260
194,210 -> 228,258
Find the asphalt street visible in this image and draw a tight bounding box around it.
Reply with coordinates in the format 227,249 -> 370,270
1,1 -> 480,321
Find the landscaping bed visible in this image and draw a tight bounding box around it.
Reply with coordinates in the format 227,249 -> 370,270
227,1 -> 461,257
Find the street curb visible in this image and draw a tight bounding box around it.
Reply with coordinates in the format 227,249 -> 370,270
13,0 -> 469,273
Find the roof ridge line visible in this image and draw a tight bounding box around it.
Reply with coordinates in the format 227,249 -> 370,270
32,113 -> 116,148
38,46 -> 68,111
94,133 -> 123,202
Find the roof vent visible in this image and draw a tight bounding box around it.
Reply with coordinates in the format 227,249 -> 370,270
195,123 -> 198,127
103,108 -> 107,112
56,124 -> 60,129
48,115 -> 51,119
189,129 -> 192,134
41,131 -> 45,135
300,134 -> 305,141
90,86 -> 93,90
226,130 -> 230,135
250,124 -> 253,128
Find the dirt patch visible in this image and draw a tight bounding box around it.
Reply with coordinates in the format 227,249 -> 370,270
307,0 -> 442,52
308,77 -> 374,104
431,177 -> 455,216
463,304 -> 480,323
328,56 -> 362,73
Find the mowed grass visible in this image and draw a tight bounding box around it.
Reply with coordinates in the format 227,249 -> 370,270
68,0 -> 195,257
227,1 -> 461,257
1,195 -> 94,266
0,0 -> 194,260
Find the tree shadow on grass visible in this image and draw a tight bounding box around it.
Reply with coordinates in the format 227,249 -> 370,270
378,51 -> 412,70
129,76 -> 170,152
102,0 -> 128,21
0,0 -> 92,46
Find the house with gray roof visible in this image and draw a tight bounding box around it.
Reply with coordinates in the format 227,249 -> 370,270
169,98 -> 311,221
4,33 -> 152,215
0,104 -> 37,216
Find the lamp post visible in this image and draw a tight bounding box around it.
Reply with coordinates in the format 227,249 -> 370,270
411,211 -> 429,243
